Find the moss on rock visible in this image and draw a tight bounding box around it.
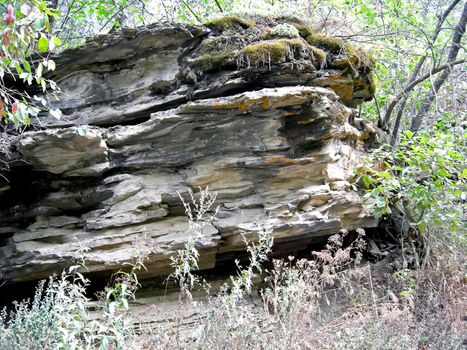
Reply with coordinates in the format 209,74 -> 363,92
191,17 -> 375,102
310,46 -> 326,63
355,48 -> 375,70
367,72 -> 376,95
306,33 -> 345,52
242,38 -> 307,65
205,16 -> 255,31
291,23 -> 356,54
191,51 -> 237,72
291,23 -> 314,38
270,23 -> 300,38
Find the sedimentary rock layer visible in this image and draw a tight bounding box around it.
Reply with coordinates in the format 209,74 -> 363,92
0,18 -> 379,283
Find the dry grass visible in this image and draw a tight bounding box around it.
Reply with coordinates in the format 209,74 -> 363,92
135,229 -> 466,349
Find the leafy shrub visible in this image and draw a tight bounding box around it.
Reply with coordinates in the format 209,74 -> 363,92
359,123 -> 465,236
0,245 -> 149,350
1,1 -> 62,127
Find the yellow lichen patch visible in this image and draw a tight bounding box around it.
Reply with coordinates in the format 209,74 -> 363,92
263,156 -> 301,166
330,84 -> 354,104
211,99 -> 253,111
238,101 -> 250,111
205,16 -> 255,30
261,96 -> 271,109
353,72 -> 377,99
297,118 -> 314,125
211,96 -> 273,111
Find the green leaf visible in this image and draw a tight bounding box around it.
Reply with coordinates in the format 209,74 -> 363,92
38,36 -> 49,53
53,36 -> 62,46
361,174 -> 373,188
22,60 -> 31,73
15,64 -> 23,75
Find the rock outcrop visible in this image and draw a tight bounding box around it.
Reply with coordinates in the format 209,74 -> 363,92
0,18 -> 379,284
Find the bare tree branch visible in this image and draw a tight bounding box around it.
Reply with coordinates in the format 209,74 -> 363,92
214,0 -> 224,13
381,0 -> 462,131
180,0 -> 202,23
387,58 -> 466,114
410,1 -> 467,132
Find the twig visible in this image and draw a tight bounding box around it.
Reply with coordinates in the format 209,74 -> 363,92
99,0 -> 140,32
214,0 -> 224,13
410,1 -> 467,132
383,58 -> 467,130
180,0 -> 201,24
381,0 -> 462,129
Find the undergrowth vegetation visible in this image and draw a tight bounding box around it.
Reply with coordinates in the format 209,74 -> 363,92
0,186 -> 465,349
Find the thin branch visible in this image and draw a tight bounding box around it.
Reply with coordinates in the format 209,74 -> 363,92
58,0 -> 78,32
381,0 -> 462,129
410,1 -> 467,132
180,0 -> 202,24
214,0 -> 224,13
99,0 -> 139,32
387,58 -> 467,113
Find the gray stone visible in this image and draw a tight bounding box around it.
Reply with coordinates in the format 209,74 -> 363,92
0,21 -> 380,284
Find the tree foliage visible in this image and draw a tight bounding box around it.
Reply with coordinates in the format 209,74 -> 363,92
360,115 -> 465,236
0,1 -> 61,127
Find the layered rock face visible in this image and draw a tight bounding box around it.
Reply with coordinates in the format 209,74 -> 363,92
0,18 -> 379,284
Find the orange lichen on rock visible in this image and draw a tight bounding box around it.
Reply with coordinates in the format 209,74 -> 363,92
261,96 -> 271,109
263,156 -> 302,165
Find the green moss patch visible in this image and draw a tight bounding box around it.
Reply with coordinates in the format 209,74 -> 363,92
205,16 -> 255,31
310,46 -> 326,63
191,51 -> 237,72
270,23 -> 300,38
242,38 -> 313,66
244,39 -> 302,60
291,24 -> 314,38
367,72 -> 376,95
306,33 -> 345,52
291,23 -> 355,54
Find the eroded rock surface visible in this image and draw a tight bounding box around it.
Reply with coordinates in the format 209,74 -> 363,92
0,18 -> 379,283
